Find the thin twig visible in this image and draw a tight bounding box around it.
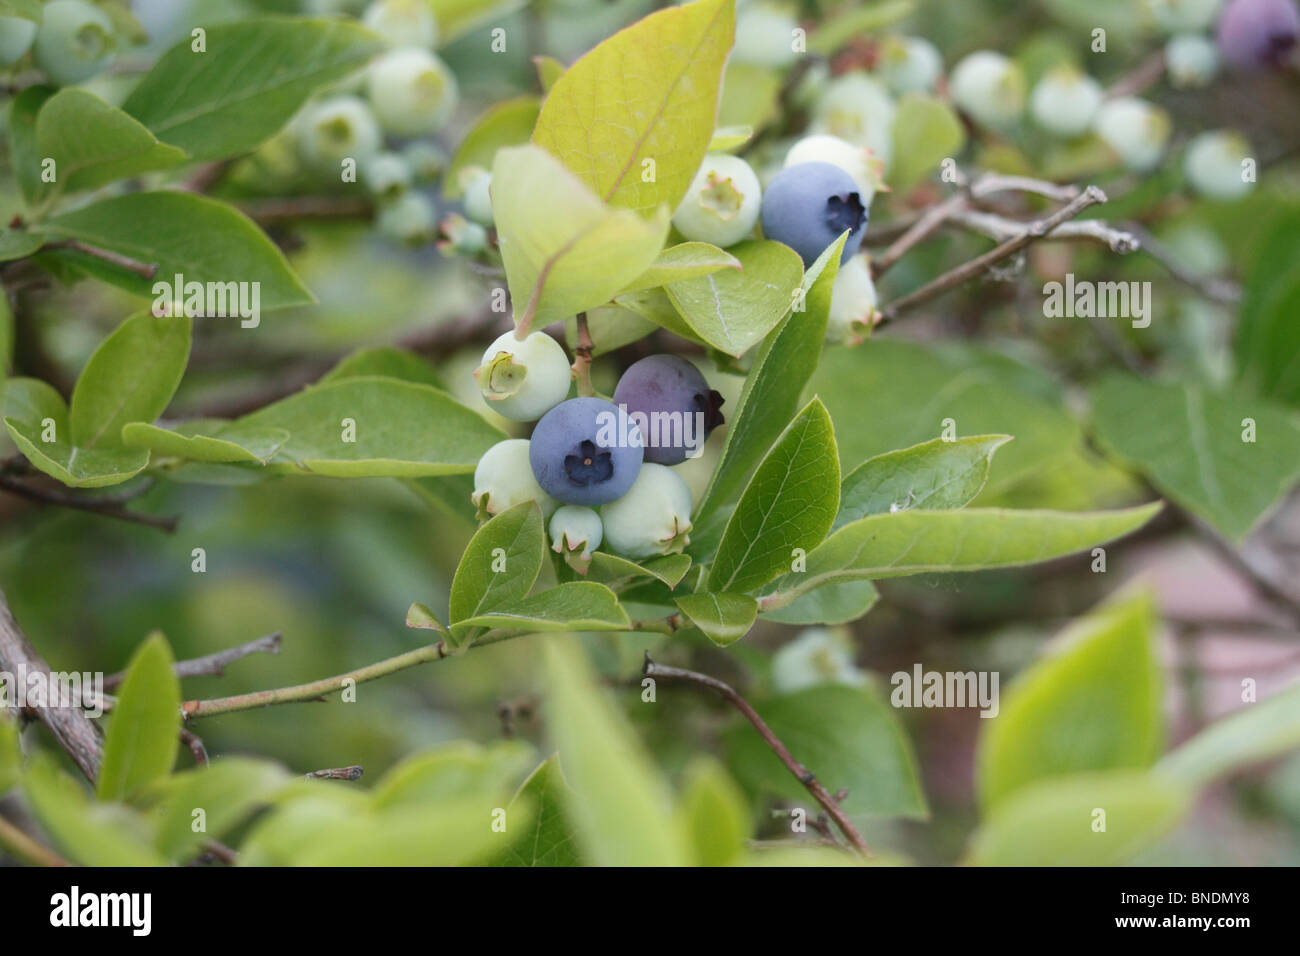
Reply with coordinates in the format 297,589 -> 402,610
949,208 -> 1140,253
1123,223 -> 1242,305
305,765 -> 364,780
42,239 -> 159,279
105,632 -> 282,690
0,473 -> 178,532
1106,50 -> 1167,100
572,312 -> 594,397
872,192 -> 968,278
642,654 -> 871,857
878,186 -> 1110,324
0,813 -> 69,867
180,728 -> 208,765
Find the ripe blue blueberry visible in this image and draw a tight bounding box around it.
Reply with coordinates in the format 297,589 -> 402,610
760,162 -> 867,267
529,397 -> 644,506
612,355 -> 724,466
1217,0 -> 1299,69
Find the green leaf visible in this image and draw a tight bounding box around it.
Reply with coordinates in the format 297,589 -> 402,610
542,638 -> 690,865
697,233 -> 845,519
455,581 -> 631,634
674,592 -> 758,647
585,552 -> 693,590
69,312 -> 191,449
759,579 -> 879,626
97,633 -> 181,802
888,93 -> 965,192
1235,213 -> 1300,406
807,0 -> 915,54
708,125 -> 753,152
677,757 -> 749,866
709,399 -> 840,594
0,229 -> 43,262
445,96 -> 540,198
4,377 -> 149,487
121,420 -> 290,465
234,376 -> 504,476
371,741 -> 535,809
618,242 -> 742,296
122,17 -> 385,162
1157,683 -> 1300,789
491,755 -> 583,867
719,63 -> 782,131
532,0 -> 735,216
762,503 -> 1162,609
664,239 -> 804,358
724,683 -> 927,818
7,85 -> 52,206
41,192 -> 313,310
835,435 -> 1012,530
967,771 -> 1189,866
977,591 -> 1163,812
23,758 -> 166,866
1091,375 -> 1300,542
405,602 -> 447,632
431,0 -> 528,45
30,89 -> 188,205
320,346 -> 444,389
0,0 -> 42,20
149,758 -> 288,863
492,144 -> 669,330
448,501 -> 546,641
0,714 -> 19,796
534,55 -> 565,92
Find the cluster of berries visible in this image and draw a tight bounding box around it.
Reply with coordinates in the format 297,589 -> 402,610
471,332 -> 724,569
1,0 -> 117,84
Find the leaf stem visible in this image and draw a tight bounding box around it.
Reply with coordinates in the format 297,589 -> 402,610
0,814 -> 68,867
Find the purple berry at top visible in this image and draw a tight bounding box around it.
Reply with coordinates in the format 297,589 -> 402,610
760,161 -> 868,267
1217,0 -> 1300,69
529,397 -> 644,506
612,355 -> 725,466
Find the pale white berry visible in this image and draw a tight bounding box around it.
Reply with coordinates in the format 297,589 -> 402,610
1165,33 -> 1220,87
771,628 -> 867,694
826,255 -> 879,345
672,154 -> 763,248
732,1 -> 801,68
1029,68 -> 1103,138
1146,0 -> 1224,34
549,505 -> 603,573
784,134 -> 887,205
473,330 -> 572,422
473,439 -> 558,519
376,192 -> 437,244
0,16 -> 37,66
363,152 -> 413,200
950,51 -> 1026,129
460,167 -> 495,227
1093,97 -> 1172,171
367,48 -> 458,136
600,464 -> 693,559
1184,130 -> 1255,200
362,0 -> 438,49
811,72 -> 896,170
298,96 -> 382,170
876,35 -> 943,94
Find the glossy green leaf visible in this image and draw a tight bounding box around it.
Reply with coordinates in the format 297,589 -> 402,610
23,758 -> 166,866
121,420 -> 290,464
7,85 -> 52,206
718,63 -> 782,130
0,229 -> 43,262
759,579 -> 879,626
665,239 -> 804,358
889,93 -> 965,192
697,233 -> 845,518
618,242 -> 742,295
122,17 -> 385,162
543,638 -> 690,865
445,96 -> 540,198
4,377 -> 149,488
492,144 -> 670,330
491,755 -> 583,867
534,55 -> 565,92
762,503 -> 1162,609
405,602 -> 447,632
674,592 -> 758,647
724,683 -> 927,818
320,346 -> 444,389
967,771 -> 1189,866
371,741 -> 535,809
234,376 -> 504,476
677,757 -> 749,866
708,125 -> 753,152
29,89 -> 187,204
97,633 -> 181,802
709,399 -> 840,594
977,591 -> 1163,811
69,312 -> 191,449
835,435 -> 1012,530
585,552 -> 693,590
431,0 -> 528,45
455,581 -> 631,634
1090,374 -> 1300,542
448,502 -> 546,640
1235,213 -> 1300,405
1157,683 -> 1300,789
42,192 -> 313,310
532,0 -> 735,215
149,757 -> 289,863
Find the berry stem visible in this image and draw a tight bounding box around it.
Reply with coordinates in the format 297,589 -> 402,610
572,311 -> 595,397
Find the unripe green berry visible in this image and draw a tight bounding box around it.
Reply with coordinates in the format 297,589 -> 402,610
811,72 -> 896,169
732,1 -> 801,68
376,192 -> 437,244
361,0 -> 438,49
784,134 -> 886,205
600,463 -> 693,559
672,153 -> 763,248
474,330 -> 572,421
402,140 -> 448,182
549,505 -> 603,574
876,35 -> 942,94
32,0 -> 117,86
1029,67 -> 1103,139
459,167 -> 494,227
437,213 -> 489,257
473,439 -> 558,520
1093,97 -> 1171,171
298,96 -> 383,170
363,151 -> 414,200
0,16 -> 37,66
1165,33 -> 1220,87
1184,130 -> 1255,200
826,254 -> 878,345
367,48 -> 458,136
950,51 -> 1025,129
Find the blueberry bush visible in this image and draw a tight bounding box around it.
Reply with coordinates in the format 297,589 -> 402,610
1,0 -> 1299,868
